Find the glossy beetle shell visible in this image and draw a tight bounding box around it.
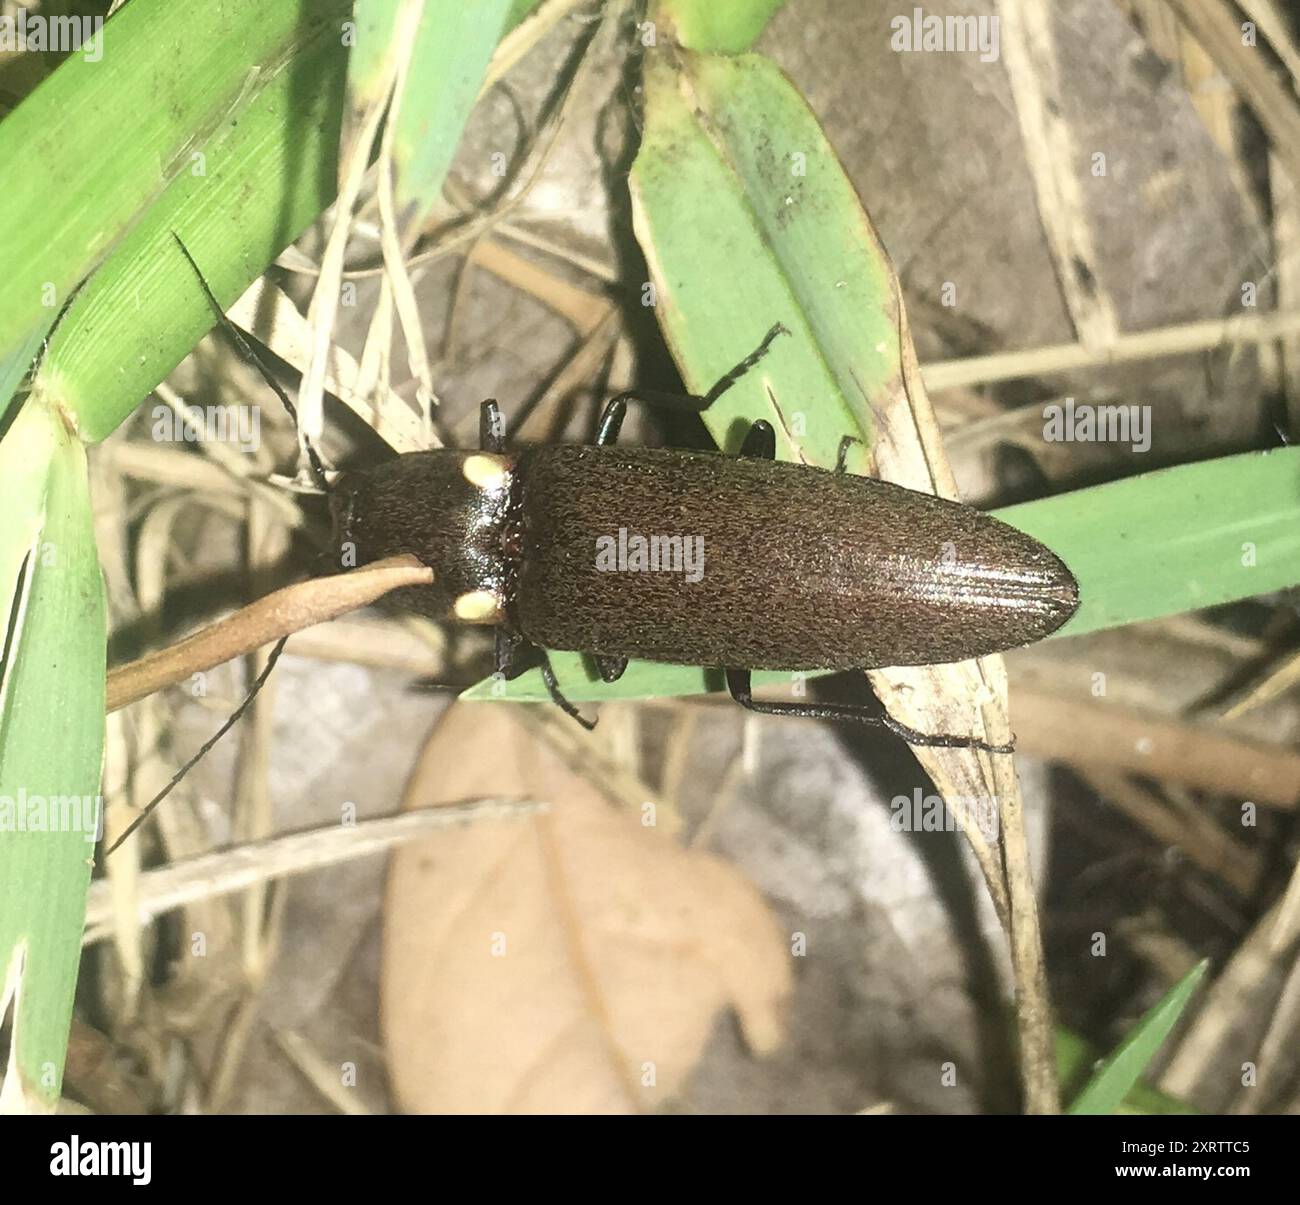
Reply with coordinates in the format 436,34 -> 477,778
511,445 -> 1078,670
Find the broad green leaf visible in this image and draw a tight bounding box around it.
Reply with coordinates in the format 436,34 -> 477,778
1067,960 -> 1209,1116
0,403 -> 106,1113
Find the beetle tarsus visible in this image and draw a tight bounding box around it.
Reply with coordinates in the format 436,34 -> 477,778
701,322 -> 790,404
539,654 -> 597,730
593,324 -> 791,448
876,711 -> 1016,755
834,434 -> 862,474
496,628 -> 598,729
723,667 -> 1014,754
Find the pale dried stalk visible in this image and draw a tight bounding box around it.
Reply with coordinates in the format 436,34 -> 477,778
998,0 -> 1119,348
922,307 -> 1300,391
82,802 -> 547,946
375,0 -> 438,441
293,19 -> 403,470
1165,0 -> 1300,185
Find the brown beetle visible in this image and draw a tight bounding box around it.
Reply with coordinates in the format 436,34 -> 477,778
333,325 -> 1078,752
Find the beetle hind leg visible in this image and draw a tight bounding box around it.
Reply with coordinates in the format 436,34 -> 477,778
723,668 -> 1015,755
538,656 -> 597,731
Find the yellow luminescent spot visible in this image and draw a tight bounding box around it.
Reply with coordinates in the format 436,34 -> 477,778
454,590 -> 502,623
462,454 -> 510,492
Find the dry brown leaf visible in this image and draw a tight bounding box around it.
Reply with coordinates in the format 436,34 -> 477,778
380,705 -> 791,1114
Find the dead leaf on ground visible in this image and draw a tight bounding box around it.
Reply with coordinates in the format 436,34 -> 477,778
380,704 -> 792,1114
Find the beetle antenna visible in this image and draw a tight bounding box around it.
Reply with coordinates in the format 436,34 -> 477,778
169,232 -> 330,492
103,636 -> 288,857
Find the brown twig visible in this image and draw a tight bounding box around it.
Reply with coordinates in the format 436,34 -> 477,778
106,556 -> 433,712
1011,688 -> 1300,809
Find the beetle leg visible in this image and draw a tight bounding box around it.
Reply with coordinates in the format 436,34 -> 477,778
495,630 -> 597,730
698,322 -> 790,404
493,627 -> 532,678
834,434 -> 862,473
723,668 -> 1015,754
739,420 -> 776,460
594,323 -> 790,448
593,654 -> 628,683
594,390 -> 707,448
480,399 -> 506,452
538,654 -> 597,730
594,396 -> 633,446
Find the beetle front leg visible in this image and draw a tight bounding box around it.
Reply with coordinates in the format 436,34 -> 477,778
494,629 -> 597,731
480,399 -> 506,453
493,627 -> 532,680
723,668 -> 1015,755
595,323 -> 790,448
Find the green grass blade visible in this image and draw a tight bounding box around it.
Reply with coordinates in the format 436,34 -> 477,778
628,50 -> 891,468
347,0 -> 403,114
0,0 -> 348,368
653,0 -> 787,53
508,0 -> 545,24
1000,448 -> 1300,639
33,0 -> 351,443
1056,1029 -> 1195,1116
0,322 -> 50,428
35,0 -> 535,445
0,401 -> 58,637
347,0 -> 530,221
0,403 -> 106,1113
390,0 -> 517,225
1067,960 -> 1209,1116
